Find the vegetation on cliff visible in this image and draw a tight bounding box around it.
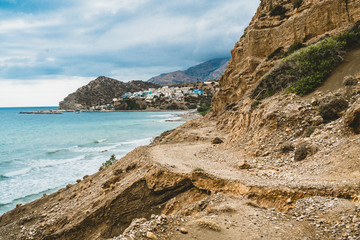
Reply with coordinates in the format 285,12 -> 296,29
252,22 -> 360,100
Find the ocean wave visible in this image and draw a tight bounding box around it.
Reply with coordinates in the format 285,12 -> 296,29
158,116 -> 182,122
3,167 -> 32,178
3,156 -> 86,178
30,155 -> 85,169
72,138 -> 152,153
0,187 -> 59,206
120,137 -> 152,145
150,114 -> 174,118
0,159 -> 23,166
75,138 -> 107,148
93,139 -> 107,144
0,175 -> 9,181
46,148 -> 70,155
72,145 -> 115,153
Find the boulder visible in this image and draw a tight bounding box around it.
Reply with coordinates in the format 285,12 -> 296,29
318,97 -> 349,121
343,76 -> 358,86
344,99 -> 360,134
294,143 -> 309,161
238,160 -> 251,169
294,142 -> 318,161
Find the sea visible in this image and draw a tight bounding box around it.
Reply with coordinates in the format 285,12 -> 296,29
0,107 -> 185,216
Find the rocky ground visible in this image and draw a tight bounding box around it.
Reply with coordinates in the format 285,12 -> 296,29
1,73 -> 359,240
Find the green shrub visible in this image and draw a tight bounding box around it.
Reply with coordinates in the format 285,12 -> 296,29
252,36 -> 345,99
193,168 -> 205,172
270,5 -> 288,17
251,22 -> 359,99
286,38 -> 344,95
293,0 -> 303,9
285,41 -> 306,56
102,154 -> 116,168
251,100 -> 262,109
197,103 -> 212,116
167,103 -> 179,110
335,32 -> 360,49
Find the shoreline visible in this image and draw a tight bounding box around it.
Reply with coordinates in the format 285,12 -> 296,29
0,110 -> 199,216
17,108 -> 203,121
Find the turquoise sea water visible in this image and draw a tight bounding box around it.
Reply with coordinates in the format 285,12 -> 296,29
0,107 -> 184,215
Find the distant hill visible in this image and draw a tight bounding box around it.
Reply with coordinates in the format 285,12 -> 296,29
147,58 -> 229,85
59,76 -> 158,110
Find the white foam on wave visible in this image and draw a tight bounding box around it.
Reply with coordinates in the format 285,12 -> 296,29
29,155 -> 85,169
150,114 -> 174,118
157,116 -> 182,122
121,137 -> 152,145
72,145 -> 114,153
3,167 -> 32,178
94,138 -> 107,144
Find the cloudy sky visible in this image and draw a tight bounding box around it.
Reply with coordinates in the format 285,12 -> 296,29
0,0 -> 259,107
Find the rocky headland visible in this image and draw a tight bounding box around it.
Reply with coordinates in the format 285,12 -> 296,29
1,0 -> 360,239
59,76 -> 159,110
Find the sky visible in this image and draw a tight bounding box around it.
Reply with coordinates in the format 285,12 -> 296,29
0,0 -> 259,107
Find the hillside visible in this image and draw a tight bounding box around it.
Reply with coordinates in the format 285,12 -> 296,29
59,76 -> 158,110
147,58 -> 229,85
1,1 -> 360,240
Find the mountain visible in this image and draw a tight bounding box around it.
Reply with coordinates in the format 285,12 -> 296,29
59,76 -> 158,110
147,57 -> 229,85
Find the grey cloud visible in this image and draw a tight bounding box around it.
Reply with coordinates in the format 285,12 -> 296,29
0,0 -> 260,81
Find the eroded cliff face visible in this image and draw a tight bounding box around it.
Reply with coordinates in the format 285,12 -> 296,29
212,0 -> 360,114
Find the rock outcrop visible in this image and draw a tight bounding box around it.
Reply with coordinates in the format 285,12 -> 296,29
212,0 -> 360,114
59,76 -> 158,110
147,58 -> 229,85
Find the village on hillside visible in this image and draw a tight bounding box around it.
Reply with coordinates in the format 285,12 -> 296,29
89,81 -> 219,111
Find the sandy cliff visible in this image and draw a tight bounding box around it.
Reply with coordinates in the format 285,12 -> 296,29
1,0 -> 360,239
213,0 -> 360,114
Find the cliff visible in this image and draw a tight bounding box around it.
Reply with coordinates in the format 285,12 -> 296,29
147,58 -> 229,85
59,76 -> 158,110
1,0 -> 360,239
213,0 -> 360,114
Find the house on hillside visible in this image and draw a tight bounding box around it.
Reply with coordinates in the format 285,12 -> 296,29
191,90 -> 204,95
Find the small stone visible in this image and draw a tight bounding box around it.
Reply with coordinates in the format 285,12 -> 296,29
180,227 -> 188,234
238,160 -> 251,169
146,231 -> 158,240
311,115 -> 323,126
212,137 -> 223,144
